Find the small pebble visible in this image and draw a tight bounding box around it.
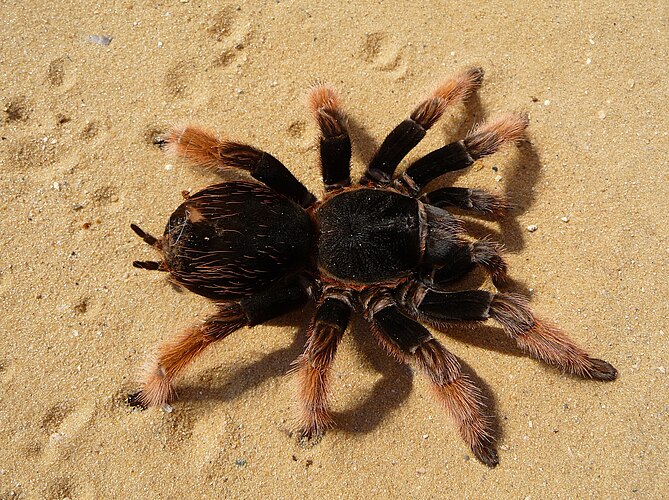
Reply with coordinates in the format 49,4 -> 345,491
416,467 -> 427,474
52,182 -> 61,191
164,164 -> 174,171
543,100 -> 550,106
161,404 -> 173,413
598,110 -> 607,119
527,224 -> 538,232
628,79 -> 635,89
495,175 -> 503,182
88,35 -> 113,46
586,58 -> 592,65
422,434 -> 429,439
561,216 -> 570,222
658,367 -> 666,374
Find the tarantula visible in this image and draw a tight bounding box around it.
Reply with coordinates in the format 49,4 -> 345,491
129,67 -> 616,467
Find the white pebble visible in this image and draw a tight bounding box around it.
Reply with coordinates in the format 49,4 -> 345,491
598,110 -> 607,119
561,216 -> 570,222
586,58 -> 592,65
52,182 -> 61,190
495,175 -> 503,182
543,100 -> 550,106
628,79 -> 635,89
162,404 -> 173,413
527,224 -> 538,232
164,164 -> 174,171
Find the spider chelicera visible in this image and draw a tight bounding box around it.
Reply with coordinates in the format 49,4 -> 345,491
129,67 -> 616,467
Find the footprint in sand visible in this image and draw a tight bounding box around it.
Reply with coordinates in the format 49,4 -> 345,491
2,95 -> 31,123
40,400 -> 95,465
358,32 -> 407,77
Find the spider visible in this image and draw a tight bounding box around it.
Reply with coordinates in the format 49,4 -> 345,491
129,67 -> 617,467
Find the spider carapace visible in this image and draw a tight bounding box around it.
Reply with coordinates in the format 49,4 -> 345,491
130,67 -> 616,467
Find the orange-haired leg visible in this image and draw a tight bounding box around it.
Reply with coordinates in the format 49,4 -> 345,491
364,67 -> 484,184
399,112 -> 529,195
294,297 -> 350,441
489,294 -> 617,380
364,296 -> 497,467
163,126 -> 315,207
308,84 -> 351,190
132,304 -> 247,408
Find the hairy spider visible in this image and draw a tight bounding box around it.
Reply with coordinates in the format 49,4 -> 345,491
129,67 -> 616,467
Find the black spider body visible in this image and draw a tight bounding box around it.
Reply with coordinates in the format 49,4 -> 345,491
130,68 -> 616,468
162,181 -> 314,300
316,188 -> 421,284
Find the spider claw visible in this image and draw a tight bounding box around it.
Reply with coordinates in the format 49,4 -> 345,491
126,391 -> 148,410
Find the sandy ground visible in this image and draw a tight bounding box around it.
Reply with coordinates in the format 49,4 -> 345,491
1,0 -> 668,498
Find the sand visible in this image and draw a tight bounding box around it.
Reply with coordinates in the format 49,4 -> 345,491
1,0 -> 668,497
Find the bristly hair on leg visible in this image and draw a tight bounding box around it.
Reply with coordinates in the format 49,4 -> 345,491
308,84 -> 348,138
164,125 -> 225,169
464,113 -> 529,159
468,189 -> 512,217
136,303 -> 247,408
489,294 -> 617,380
410,67 -> 484,129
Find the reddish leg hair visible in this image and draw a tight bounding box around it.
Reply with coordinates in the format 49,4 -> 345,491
138,304 -> 247,407
369,315 -> 498,467
294,297 -> 350,441
489,294 -> 617,380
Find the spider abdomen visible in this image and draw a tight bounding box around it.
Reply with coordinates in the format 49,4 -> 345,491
316,188 -> 420,284
162,181 -> 314,300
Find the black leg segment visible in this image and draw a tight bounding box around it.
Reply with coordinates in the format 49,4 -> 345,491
363,67 -> 483,185
309,85 -> 352,190
166,126 -> 316,207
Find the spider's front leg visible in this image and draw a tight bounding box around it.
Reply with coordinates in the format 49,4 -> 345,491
402,283 -> 617,381
362,290 -> 498,467
294,291 -> 352,443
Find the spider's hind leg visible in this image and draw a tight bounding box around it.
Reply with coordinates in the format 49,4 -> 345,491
164,126 -> 315,207
132,277 -> 310,408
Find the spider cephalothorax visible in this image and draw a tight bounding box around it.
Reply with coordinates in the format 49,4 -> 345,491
130,67 -> 616,467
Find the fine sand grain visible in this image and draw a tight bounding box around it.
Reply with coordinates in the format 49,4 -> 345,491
1,1 -> 667,497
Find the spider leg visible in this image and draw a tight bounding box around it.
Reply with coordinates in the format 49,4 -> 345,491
363,291 -> 497,467
164,126 -> 315,207
309,85 -> 352,190
396,113 -> 529,196
402,284 -> 617,381
294,295 -> 351,442
131,277 -> 310,408
363,67 -> 483,184
428,238 -> 508,288
420,187 -> 511,219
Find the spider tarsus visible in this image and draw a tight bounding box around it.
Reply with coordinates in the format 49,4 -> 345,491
126,391 -> 148,410
469,189 -> 512,217
587,358 -> 618,381
465,113 -> 529,159
471,440 -> 499,468
298,429 -> 324,448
